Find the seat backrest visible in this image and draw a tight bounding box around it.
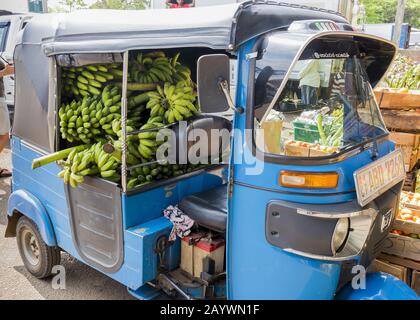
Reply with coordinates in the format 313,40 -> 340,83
162,115 -> 232,164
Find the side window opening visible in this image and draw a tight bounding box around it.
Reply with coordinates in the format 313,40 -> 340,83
0,22 -> 10,52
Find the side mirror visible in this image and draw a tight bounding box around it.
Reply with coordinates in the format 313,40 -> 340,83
197,54 -> 230,113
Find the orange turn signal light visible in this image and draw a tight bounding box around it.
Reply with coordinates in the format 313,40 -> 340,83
279,171 -> 339,189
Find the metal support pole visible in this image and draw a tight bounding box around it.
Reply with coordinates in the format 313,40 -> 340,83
121,51 -> 129,192
338,0 -> 351,20
392,0 -> 406,46
346,0 -> 354,22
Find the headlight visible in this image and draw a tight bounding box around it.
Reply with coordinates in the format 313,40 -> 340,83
331,218 -> 350,255
266,200 -> 378,261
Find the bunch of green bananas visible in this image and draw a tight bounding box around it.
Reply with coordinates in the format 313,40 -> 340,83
94,142 -> 122,182
58,139 -> 211,189
58,98 -> 103,144
171,52 -> 193,85
127,163 -> 207,190
59,84 -> 151,144
137,121 -> 165,159
58,142 -> 123,188
58,144 -> 99,188
58,87 -> 121,144
127,162 -> 166,190
146,81 -> 198,124
130,51 -> 175,83
61,64 -> 122,99
107,139 -> 143,166
57,50 -> 212,190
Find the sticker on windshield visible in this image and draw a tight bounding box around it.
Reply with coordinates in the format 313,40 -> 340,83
313,52 -> 350,59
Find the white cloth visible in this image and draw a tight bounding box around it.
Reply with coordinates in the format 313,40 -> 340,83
319,59 -> 332,87
298,59 -> 320,88
0,99 -> 10,135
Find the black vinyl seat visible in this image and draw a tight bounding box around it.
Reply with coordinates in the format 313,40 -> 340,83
179,184 -> 228,233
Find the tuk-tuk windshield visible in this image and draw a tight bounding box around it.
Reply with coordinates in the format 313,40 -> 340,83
253,33 -> 387,158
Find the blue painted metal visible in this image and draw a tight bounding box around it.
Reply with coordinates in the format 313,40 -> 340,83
225,38 -> 400,300
10,136 -> 224,292
122,170 -> 224,229
7,189 -> 57,246
336,272 -> 420,300
228,183 -> 342,299
128,283 -> 162,300
227,38 -> 343,300
125,217 -> 180,286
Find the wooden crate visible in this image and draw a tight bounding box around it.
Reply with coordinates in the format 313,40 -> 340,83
403,170 -> 417,192
284,142 -> 337,157
374,89 -> 420,109
284,143 -> 310,157
412,270 -> 420,296
379,253 -> 420,271
382,233 -> 420,261
382,110 -> 420,133
394,206 -> 420,235
372,259 -> 410,283
389,132 -> 420,172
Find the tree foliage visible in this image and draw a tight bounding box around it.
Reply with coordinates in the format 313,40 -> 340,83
90,0 -> 151,10
59,0 -> 87,12
362,0 -> 420,28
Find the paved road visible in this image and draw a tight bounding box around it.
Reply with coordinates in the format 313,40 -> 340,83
0,147 -> 134,300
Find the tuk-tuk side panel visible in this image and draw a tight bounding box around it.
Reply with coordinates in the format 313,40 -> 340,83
228,183 -> 341,299
125,217 -> 180,286
10,137 -> 71,247
122,166 -> 226,229
119,167 -> 226,288
9,137 -> 153,290
64,177 -> 124,274
13,44 -> 51,152
10,136 -> 229,291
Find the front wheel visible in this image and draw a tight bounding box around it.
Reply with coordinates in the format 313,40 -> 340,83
16,216 -> 61,278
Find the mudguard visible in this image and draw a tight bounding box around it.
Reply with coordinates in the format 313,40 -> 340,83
336,272 -> 419,300
7,189 -> 57,246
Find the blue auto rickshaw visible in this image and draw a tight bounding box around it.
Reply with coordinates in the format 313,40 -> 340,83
4,1 -> 419,300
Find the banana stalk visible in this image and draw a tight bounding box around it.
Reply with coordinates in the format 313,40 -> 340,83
32,144 -> 89,169
126,83 -> 158,91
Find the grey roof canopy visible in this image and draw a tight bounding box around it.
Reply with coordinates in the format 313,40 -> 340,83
19,1 -> 347,55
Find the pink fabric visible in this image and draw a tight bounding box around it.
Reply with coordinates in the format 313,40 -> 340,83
163,205 -> 195,241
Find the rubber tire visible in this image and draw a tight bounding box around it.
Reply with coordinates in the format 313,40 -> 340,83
16,216 -> 61,279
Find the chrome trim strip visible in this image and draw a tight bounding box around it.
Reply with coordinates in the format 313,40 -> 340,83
17,138 -> 51,155
282,247 -> 358,261
234,180 -> 356,197
47,57 -> 57,153
121,51 -> 129,193
295,207 -> 377,219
